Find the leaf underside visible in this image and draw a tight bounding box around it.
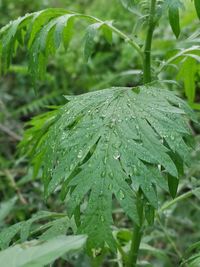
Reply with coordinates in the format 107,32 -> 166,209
20,85 -> 194,251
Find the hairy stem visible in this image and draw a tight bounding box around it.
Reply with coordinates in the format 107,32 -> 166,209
127,191 -> 144,267
143,0 -> 157,83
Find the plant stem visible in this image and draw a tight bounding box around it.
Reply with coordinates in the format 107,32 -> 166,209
127,191 -> 144,267
159,187 -> 200,213
143,0 -> 157,84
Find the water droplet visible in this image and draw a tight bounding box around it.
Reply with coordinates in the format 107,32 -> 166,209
69,164 -> 74,171
101,171 -> 106,177
77,150 -> 83,159
100,215 -> 105,222
119,190 -> 125,200
113,152 -> 120,160
171,135 -> 175,140
109,172 -> 114,178
108,184 -> 113,190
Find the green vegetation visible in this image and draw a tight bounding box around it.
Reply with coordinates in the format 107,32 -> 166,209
0,0 -> 200,266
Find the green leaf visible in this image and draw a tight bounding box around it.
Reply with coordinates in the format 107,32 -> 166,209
168,5 -> 180,38
54,14 -> 75,49
0,223 -> 23,249
0,235 -> 87,267
120,0 -> 137,13
102,23 -> 113,44
194,0 -> 200,20
177,57 -> 198,104
84,22 -> 103,61
145,204 -> 155,225
0,197 -> 17,223
20,211 -> 55,242
168,175 -> 179,198
39,216 -> 73,240
186,241 -> 200,267
0,211 -> 74,248
20,85 -> 194,251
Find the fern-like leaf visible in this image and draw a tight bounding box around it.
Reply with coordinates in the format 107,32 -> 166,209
0,8 -> 138,87
20,85 -> 194,251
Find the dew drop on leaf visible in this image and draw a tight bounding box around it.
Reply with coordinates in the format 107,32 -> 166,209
108,184 -> 113,190
119,190 -> 125,200
113,154 -> 120,160
77,150 -> 83,159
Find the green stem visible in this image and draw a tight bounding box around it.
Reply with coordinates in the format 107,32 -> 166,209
143,0 -> 157,84
127,191 -> 144,267
159,187 -> 200,213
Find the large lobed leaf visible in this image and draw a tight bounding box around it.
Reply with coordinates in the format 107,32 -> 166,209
20,84 -> 195,251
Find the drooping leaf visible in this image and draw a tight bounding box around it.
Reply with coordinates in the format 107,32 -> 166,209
194,0 -> 200,20
84,22 -> 103,61
0,9 -> 128,87
0,223 -> 23,249
165,0 -> 183,38
0,235 -> 87,267
185,241 -> 200,267
120,0 -> 138,13
39,216 -> 73,240
177,57 -> 198,104
168,4 -> 180,38
168,175 -> 179,198
20,211 -> 56,242
20,85 -> 194,251
0,197 -> 17,223
0,211 -> 73,248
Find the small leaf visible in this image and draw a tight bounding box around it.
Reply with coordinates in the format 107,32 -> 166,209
39,216 -> 72,240
145,205 -> 155,225
84,22 -> 103,61
177,57 -> 198,104
0,223 -> 23,249
168,175 -> 179,198
102,23 -> 113,44
120,0 -> 137,13
0,197 -> 17,223
168,5 -> 180,38
0,235 -> 87,267
194,0 -> 200,20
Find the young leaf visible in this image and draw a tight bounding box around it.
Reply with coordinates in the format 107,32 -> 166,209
84,22 -> 103,61
168,175 -> 179,198
0,223 -> 23,249
194,0 -> 200,20
20,85 -> 194,251
39,216 -> 73,240
168,4 -> 180,38
120,0 -> 137,13
177,57 -> 198,104
0,235 -> 87,267
0,197 -> 17,223
165,0 -> 183,38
